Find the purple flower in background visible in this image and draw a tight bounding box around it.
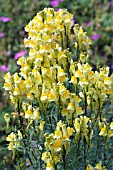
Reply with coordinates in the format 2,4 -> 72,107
111,36 -> 113,41
0,65 -> 10,72
50,0 -> 59,7
0,16 -> 12,22
111,62 -> 113,69
109,1 -> 113,7
90,34 -> 100,41
71,19 -> 75,26
6,50 -> 12,56
85,21 -> 93,27
55,8 -> 60,11
0,32 -> 4,38
14,50 -> 27,60
50,0 -> 64,7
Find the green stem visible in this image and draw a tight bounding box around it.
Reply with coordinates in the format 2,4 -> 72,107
83,137 -> 87,170
62,145 -> 67,170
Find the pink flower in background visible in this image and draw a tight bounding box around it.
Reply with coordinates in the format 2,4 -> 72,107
14,50 -> 27,60
50,0 -> 64,7
109,1 -> 113,7
55,8 -> 60,11
71,19 -> 75,26
0,32 -> 4,38
84,21 -> 93,27
0,16 -> 12,22
0,65 -> 10,72
111,62 -> 113,69
50,0 -> 59,7
90,34 -> 100,41
6,50 -> 12,56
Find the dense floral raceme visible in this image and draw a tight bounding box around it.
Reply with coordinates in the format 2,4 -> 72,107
3,8 -> 113,170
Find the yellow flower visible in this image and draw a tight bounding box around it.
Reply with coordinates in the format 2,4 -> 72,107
76,107 -> 84,115
8,142 -> 15,151
67,127 -> 74,136
86,165 -> 94,170
74,118 -> 80,133
6,132 -> 16,142
54,139 -> 62,152
99,127 -> 107,137
46,163 -> 54,170
70,76 -> 77,84
4,113 -> 10,127
3,82 -> 12,91
54,130 -> 62,139
25,110 -> 32,119
67,102 -> 74,111
40,92 -> 48,102
13,87 -> 20,96
110,122 -> 113,129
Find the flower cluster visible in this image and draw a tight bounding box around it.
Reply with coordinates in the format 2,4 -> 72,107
3,8 -> 113,169
6,131 -> 22,151
42,121 -> 74,169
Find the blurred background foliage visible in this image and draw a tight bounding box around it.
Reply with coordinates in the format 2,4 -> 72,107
0,0 -> 113,169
